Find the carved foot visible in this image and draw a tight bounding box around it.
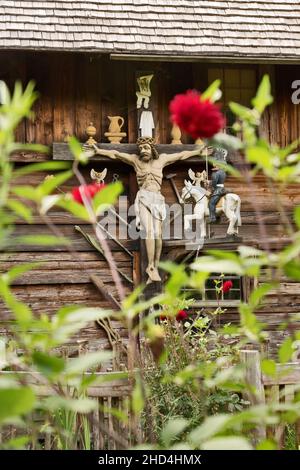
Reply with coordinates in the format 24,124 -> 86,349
146,266 -> 162,284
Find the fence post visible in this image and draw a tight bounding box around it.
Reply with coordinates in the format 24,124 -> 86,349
240,349 -> 266,443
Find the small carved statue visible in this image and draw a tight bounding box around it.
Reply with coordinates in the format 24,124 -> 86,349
208,148 -> 228,223
188,168 -> 207,187
90,168 -> 107,184
136,74 -> 153,109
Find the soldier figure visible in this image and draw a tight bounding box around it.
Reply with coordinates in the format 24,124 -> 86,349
208,148 -> 228,223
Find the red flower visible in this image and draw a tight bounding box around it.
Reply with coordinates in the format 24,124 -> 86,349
160,314 -> 169,321
71,183 -> 106,205
222,280 -> 233,293
176,310 -> 188,322
169,90 -> 225,139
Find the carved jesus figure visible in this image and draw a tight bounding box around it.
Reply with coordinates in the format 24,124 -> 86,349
88,137 -> 205,283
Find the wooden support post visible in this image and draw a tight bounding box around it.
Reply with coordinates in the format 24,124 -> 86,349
240,350 -> 266,444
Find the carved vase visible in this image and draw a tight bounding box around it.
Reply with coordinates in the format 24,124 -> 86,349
105,116 -> 127,144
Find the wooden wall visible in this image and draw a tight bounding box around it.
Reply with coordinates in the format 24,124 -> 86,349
1,51 -> 300,359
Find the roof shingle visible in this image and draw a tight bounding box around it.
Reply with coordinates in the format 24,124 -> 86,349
1,0 -> 300,59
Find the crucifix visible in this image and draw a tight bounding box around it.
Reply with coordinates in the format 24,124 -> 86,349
86,137 -> 206,284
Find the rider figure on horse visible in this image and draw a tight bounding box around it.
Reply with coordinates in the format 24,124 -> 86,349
208,148 -> 228,223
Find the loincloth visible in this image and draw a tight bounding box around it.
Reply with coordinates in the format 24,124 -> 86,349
134,189 -> 166,230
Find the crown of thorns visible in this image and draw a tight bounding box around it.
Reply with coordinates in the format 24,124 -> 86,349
136,137 -> 159,159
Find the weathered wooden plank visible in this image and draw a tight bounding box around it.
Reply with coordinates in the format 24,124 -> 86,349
263,363 -> 300,386
52,142 -> 209,160
240,350 -> 266,442
9,224 -> 138,252
0,251 -> 130,263
265,384 -> 281,444
9,151 -> 49,162
0,371 -> 131,397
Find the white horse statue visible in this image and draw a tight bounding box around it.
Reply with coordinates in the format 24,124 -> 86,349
180,171 -> 241,238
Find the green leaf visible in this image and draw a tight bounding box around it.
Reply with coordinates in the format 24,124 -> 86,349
201,436 -> 252,450
248,283 -> 275,310
65,351 -> 112,376
188,414 -> 230,445
131,378 -> 144,416
6,199 -> 32,223
92,181 -> 123,216
278,337 -> 294,363
261,359 -> 277,377
38,170 -> 73,196
9,143 -> 48,155
56,307 -> 110,324
0,280 -> 33,323
256,439 -> 277,450
2,262 -> 40,284
12,161 -> 71,178
191,256 -> 244,275
161,418 -> 189,447
202,79 -> 221,102
208,158 -> 241,178
251,75 -> 273,114
57,197 -> 91,222
229,102 -> 258,124
283,260 -> 300,281
32,351 -> 65,377
11,186 -> 39,202
0,388 -> 36,423
210,133 -> 243,151
0,80 -> 10,105
17,235 -> 70,246
294,206 -> 300,229
1,435 -> 30,450
43,396 -> 97,413
246,146 -> 273,169
160,261 -> 188,297
69,136 -> 88,163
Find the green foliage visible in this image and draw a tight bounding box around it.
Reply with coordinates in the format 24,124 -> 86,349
92,181 -> 123,216
0,387 -> 36,423
1,75 -> 300,450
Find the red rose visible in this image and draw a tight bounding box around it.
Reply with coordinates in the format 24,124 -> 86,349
71,183 -> 106,205
169,90 -> 225,139
222,280 -> 233,293
176,310 -> 188,322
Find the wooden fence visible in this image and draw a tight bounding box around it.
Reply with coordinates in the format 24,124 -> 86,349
240,350 -> 300,448
0,371 -> 139,450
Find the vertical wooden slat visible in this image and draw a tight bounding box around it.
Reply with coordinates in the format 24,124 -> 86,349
240,350 -> 266,443
53,53 -> 76,142
75,54 -> 102,143
26,52 -> 54,146
265,384 -> 280,443
92,408 -> 101,450
126,61 -> 138,143
44,432 -> 51,450
98,398 -> 105,450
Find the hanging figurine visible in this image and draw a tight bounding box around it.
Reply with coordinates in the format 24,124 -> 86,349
90,168 -> 107,184
136,74 -> 153,109
188,168 -> 207,187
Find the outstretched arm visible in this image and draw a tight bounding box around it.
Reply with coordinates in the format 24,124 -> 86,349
162,145 -> 206,167
83,144 -> 137,166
